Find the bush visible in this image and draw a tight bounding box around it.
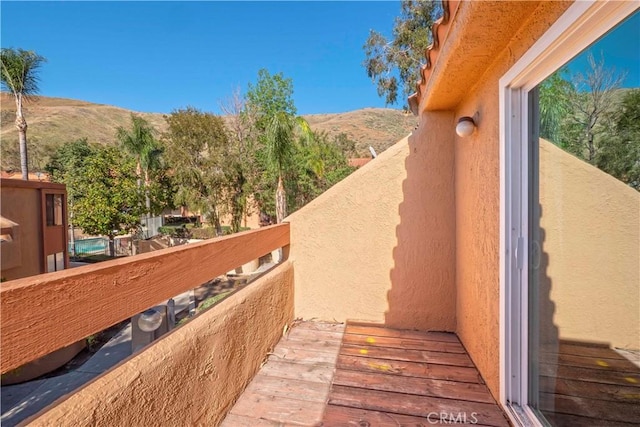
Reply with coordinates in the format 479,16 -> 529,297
158,224 -> 190,238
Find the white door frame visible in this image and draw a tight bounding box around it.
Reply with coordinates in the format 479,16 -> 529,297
499,1 -> 639,425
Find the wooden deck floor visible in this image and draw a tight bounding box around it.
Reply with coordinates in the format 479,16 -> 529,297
538,340 -> 640,426
222,321 -> 509,426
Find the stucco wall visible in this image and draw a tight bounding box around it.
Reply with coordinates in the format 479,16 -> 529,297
288,113 -> 456,331
449,1 -> 572,399
1,185 -> 43,280
539,140 -> 639,350
27,262 -> 294,426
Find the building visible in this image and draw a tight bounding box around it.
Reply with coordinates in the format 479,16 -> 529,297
1,1 -> 638,426
1,179 -> 69,281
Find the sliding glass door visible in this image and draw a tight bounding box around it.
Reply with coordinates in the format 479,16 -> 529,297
526,10 -> 639,426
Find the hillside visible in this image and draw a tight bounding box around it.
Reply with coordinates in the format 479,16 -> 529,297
1,93 -> 416,171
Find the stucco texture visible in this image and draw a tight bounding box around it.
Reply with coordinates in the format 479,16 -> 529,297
429,1 -> 573,399
538,140 -> 639,350
27,262 -> 294,426
287,122 -> 456,331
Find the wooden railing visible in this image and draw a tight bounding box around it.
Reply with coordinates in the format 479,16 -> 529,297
1,223 -> 290,374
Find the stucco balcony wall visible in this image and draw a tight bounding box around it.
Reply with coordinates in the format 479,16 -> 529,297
287,124 -> 457,332
26,261 -> 294,426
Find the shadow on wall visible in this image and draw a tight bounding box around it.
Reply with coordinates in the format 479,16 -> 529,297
387,112 -> 457,331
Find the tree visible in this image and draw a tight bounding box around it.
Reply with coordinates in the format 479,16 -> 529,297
219,89 -> 258,232
0,48 -> 46,180
265,112 -> 312,223
116,114 -> 159,215
46,139 -> 97,255
246,69 -> 297,129
363,0 -> 438,106
539,68 -> 574,144
596,89 -> 640,190
162,107 -> 229,234
564,52 -> 626,163
71,146 -> 144,256
245,69 -> 302,223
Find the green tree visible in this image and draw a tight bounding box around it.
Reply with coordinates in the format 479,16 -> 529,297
245,69 -> 302,223
162,107 -> 229,234
596,89 -> 640,190
539,68 -> 574,144
363,0 -> 438,106
0,48 -> 46,179
72,146 -> 144,256
246,69 -> 297,130
116,114 -> 160,215
46,139 -> 97,255
265,112 -> 312,223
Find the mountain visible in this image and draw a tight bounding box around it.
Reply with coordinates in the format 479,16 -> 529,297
1,93 -> 416,171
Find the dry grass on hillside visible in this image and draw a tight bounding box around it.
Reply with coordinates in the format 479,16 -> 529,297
1,93 -> 416,170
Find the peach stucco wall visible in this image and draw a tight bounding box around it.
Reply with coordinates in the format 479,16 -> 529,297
28,262 -> 294,426
539,140 -> 639,350
440,1 -> 573,399
288,115 -> 456,332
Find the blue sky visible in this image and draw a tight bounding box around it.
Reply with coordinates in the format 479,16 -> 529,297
1,3 -> 638,115
567,11 -> 639,87
1,1 -> 402,115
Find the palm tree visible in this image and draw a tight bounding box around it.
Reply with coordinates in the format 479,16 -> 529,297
265,112 -> 312,223
116,114 -> 158,214
0,48 -> 46,180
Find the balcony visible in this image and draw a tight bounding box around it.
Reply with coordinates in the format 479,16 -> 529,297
0,220 -> 508,426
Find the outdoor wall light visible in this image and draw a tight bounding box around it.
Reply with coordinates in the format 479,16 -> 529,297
456,114 -> 478,137
138,308 -> 163,332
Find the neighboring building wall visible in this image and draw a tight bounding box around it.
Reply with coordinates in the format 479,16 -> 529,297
287,126 -> 456,332
539,140 -> 639,350
28,262 -> 295,426
1,182 -> 47,280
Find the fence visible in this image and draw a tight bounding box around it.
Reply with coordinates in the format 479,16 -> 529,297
69,237 -> 108,257
69,236 -> 132,257
140,216 -> 164,239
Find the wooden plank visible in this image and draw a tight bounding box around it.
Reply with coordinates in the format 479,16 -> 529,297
341,333 -> 465,353
541,343 -> 627,360
270,342 -> 341,365
285,326 -> 344,343
282,335 -> 342,354
341,344 -> 474,367
539,392 -> 640,423
346,324 -> 460,343
221,413 -> 298,426
322,405 -> 439,426
1,223 -> 290,373
541,411 -> 640,427
244,374 -> 330,403
332,369 -> 495,403
337,354 -> 483,383
293,321 -> 346,333
259,359 -> 336,384
229,392 -> 325,426
328,385 -> 509,427
540,363 -> 640,387
540,351 -> 639,372
540,376 -> 640,403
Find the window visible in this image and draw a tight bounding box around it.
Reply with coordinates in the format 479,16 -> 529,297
46,252 -> 65,273
45,194 -> 64,226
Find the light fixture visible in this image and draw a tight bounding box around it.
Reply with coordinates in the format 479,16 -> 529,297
456,114 -> 478,137
138,308 -> 163,332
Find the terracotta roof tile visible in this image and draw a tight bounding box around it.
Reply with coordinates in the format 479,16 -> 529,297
408,0 -> 460,115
